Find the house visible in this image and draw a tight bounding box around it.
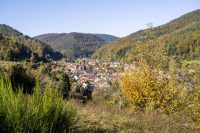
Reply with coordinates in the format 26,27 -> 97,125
79,70 -> 95,78
96,79 -> 110,88
110,62 -> 120,68
73,75 -> 79,81
78,77 -> 89,84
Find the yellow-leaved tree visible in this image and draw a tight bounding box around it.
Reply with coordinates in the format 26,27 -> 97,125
119,64 -> 181,113
119,25 -> 183,113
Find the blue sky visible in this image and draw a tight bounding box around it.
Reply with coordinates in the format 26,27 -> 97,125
0,0 -> 199,37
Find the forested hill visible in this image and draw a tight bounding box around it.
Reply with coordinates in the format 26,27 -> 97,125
94,34 -> 119,43
0,24 -> 63,62
92,9 -> 200,63
35,32 -> 119,60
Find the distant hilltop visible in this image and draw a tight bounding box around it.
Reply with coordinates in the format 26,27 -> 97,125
35,32 -> 119,61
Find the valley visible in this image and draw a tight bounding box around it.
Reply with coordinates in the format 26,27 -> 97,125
0,8 -> 200,133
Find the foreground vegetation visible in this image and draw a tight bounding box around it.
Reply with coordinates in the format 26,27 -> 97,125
71,100 -> 200,133
0,75 -> 76,133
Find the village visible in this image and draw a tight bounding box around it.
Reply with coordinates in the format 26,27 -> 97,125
50,58 -> 134,90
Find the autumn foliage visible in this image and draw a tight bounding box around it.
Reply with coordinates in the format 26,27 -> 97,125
120,64 -> 179,112
119,28 -> 181,113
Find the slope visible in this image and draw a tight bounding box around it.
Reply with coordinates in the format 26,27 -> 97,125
0,24 -> 63,62
92,9 -> 200,63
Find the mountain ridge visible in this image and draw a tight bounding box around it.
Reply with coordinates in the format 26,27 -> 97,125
92,9 -> 200,63
35,32 -> 119,60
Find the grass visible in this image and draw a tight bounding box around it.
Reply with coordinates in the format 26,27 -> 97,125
0,75 -> 77,133
183,60 -> 200,66
0,61 -> 21,69
70,100 -> 200,133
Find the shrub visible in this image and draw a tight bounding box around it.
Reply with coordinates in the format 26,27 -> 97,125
92,82 -> 127,108
9,64 -> 35,94
119,64 -> 182,113
180,84 -> 200,127
0,75 -> 77,133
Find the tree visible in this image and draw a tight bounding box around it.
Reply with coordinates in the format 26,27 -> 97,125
59,72 -> 71,98
119,25 -> 181,113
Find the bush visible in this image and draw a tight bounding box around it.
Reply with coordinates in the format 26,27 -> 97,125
0,75 -> 77,133
92,83 -> 127,108
119,64 -> 182,113
9,64 -> 35,94
180,84 -> 200,127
